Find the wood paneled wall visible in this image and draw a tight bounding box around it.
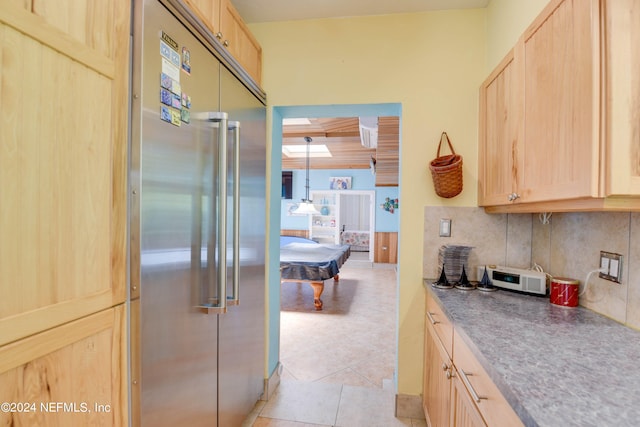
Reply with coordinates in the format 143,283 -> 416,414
281,229 -> 309,238
374,232 -> 398,264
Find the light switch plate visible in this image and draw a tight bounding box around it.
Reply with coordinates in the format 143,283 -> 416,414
439,219 -> 451,237
599,251 -> 623,283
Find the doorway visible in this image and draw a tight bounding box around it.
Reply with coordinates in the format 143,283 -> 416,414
339,191 -> 375,263
267,102 -> 402,396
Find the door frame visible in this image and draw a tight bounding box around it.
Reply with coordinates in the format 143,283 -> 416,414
265,103 -> 402,386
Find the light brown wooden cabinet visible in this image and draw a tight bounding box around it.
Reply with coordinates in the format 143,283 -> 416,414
423,317 -> 452,427
0,307 -> 127,426
0,0 -> 129,341
450,370 -> 487,427
185,0 -> 262,84
0,0 -> 130,422
220,0 -> 262,83
452,330 -> 523,427
423,292 -> 523,427
478,47 -> 521,207
602,0 -> 640,195
184,0 -> 222,32
479,0 -> 640,212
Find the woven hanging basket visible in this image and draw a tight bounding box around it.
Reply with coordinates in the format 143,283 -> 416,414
429,132 -> 463,198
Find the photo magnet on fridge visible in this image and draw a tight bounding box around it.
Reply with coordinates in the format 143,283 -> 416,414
160,105 -> 172,123
160,73 -> 172,90
171,93 -> 181,109
160,88 -> 172,106
182,47 -> 191,74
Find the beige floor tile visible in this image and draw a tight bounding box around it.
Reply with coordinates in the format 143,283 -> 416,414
316,367 -> 376,388
335,385 -> 413,427
410,418 -> 428,427
252,417 -> 331,427
257,263 -> 426,427
259,379 -> 342,425
279,265 -> 397,388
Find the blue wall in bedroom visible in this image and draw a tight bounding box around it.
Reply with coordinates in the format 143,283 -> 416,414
281,168 -> 399,232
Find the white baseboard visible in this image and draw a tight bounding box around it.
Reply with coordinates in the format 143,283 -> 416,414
261,362 -> 283,401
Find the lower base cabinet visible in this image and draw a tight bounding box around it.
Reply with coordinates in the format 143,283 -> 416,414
451,369 -> 487,427
423,292 -> 524,427
452,330 -> 523,427
423,318 -> 452,427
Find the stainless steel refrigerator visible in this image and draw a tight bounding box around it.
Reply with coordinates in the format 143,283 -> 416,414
129,1 -> 266,425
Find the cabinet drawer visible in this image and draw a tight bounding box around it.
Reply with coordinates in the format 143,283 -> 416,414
426,291 -> 453,356
453,330 -> 523,427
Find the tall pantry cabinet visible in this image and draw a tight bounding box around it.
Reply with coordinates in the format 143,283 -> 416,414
0,0 -> 130,425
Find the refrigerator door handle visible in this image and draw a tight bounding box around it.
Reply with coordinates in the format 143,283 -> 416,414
194,111 -> 229,314
227,121 -> 241,306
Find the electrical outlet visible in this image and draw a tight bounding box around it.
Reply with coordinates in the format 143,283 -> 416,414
599,251 -> 623,283
439,219 -> 451,237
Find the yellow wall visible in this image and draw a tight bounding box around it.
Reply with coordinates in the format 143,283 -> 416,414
252,0 -> 554,398
485,0 -> 549,70
251,9 -> 486,396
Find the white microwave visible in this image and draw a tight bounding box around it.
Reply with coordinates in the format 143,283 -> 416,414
477,265 -> 549,296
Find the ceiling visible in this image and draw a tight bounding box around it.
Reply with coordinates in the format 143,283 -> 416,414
232,0 -> 490,24
282,117 -> 399,186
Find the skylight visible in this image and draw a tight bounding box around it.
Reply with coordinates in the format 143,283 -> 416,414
282,144 -> 332,158
282,118 -> 311,126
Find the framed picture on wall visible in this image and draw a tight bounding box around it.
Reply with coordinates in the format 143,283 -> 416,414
329,176 -> 351,190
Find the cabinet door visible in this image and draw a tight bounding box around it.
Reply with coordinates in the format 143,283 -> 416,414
0,0 -> 129,346
0,307 -> 126,426
450,371 -> 487,427
423,318 -> 451,427
520,0 -> 600,202
220,0 -> 262,83
426,292 -> 453,355
184,0 -> 223,34
478,48 -> 522,206
453,331 -> 524,427
602,0 -> 640,195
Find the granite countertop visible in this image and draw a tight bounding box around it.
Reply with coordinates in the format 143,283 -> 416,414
423,280 -> 640,427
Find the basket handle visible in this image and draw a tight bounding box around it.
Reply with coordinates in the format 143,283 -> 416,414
437,132 -> 456,157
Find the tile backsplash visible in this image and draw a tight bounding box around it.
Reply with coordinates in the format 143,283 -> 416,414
424,207 -> 640,330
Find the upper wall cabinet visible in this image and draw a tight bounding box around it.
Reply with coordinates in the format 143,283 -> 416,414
220,0 -> 262,84
478,48 -> 521,207
603,0 -> 640,195
184,0 -> 262,84
478,0 -> 640,212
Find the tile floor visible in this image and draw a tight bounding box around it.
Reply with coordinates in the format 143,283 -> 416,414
243,256 -> 427,427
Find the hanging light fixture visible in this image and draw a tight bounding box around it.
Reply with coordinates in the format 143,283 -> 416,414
292,136 -> 320,215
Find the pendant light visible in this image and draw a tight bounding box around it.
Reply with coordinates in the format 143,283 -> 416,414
292,136 -> 320,215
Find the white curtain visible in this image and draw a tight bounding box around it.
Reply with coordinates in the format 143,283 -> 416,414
340,194 -> 370,231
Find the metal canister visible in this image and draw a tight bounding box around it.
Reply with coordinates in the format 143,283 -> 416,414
550,277 -> 580,308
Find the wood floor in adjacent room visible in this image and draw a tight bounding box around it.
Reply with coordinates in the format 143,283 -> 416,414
244,258 -> 427,427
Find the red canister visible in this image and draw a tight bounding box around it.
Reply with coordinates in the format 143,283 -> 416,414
550,277 -> 580,308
